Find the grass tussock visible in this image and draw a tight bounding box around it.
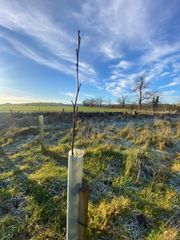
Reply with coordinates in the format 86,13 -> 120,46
28,162 -> 67,183
0,115 -> 179,239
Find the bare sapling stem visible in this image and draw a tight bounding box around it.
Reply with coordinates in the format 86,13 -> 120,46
71,30 -> 81,156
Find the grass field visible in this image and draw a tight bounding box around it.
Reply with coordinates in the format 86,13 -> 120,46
0,114 -> 179,239
0,104 -> 125,113
0,104 -> 178,115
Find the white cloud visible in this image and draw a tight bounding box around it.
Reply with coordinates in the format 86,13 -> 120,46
99,43 -> 121,60
0,34 -> 99,84
142,43 -> 180,64
160,72 -> 169,77
0,0 -> 179,102
0,1 -> 73,61
64,92 -> 75,98
113,60 -> 131,69
160,78 -> 180,88
109,75 -> 118,80
0,95 -> 68,104
82,93 -> 95,98
2,36 -> 75,75
160,90 -> 180,103
73,0 -> 179,59
0,0 -> 98,84
105,77 -> 134,96
80,1 -> 152,43
162,90 -> 176,95
0,86 -> 68,104
172,62 -> 180,73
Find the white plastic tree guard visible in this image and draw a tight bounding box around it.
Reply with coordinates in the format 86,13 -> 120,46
39,115 -> 44,144
66,149 -> 84,240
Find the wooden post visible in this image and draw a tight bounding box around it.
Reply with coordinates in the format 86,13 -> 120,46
78,186 -> 88,240
10,109 -> 13,117
39,115 -> 44,149
10,109 -> 14,126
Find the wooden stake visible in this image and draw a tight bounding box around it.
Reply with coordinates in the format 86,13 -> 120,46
78,186 -> 88,240
39,115 -> 44,149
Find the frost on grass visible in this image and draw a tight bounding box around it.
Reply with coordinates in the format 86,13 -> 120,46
0,114 -> 179,239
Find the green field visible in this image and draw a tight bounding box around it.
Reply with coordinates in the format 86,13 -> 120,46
0,104 -> 124,113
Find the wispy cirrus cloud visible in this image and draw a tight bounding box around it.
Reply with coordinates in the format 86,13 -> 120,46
0,95 -> 68,104
0,0 -> 73,60
161,90 -> 180,103
141,43 -> 180,64
73,0 -> 179,58
105,48 -> 180,98
0,0 -> 98,84
0,0 -> 179,103
73,0 -> 180,101
160,78 -> 180,88
1,35 -> 74,75
0,32 -> 97,83
0,86 -> 68,104
112,60 -> 131,70
73,1 -> 151,61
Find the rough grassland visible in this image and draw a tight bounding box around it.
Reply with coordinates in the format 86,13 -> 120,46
0,114 -> 179,239
0,104 -> 124,113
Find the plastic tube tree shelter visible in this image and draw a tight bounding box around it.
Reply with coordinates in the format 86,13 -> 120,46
67,149 -> 84,239
66,31 -> 85,240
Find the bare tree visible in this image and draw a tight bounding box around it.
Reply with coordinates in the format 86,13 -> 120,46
152,95 -> 159,113
144,91 -> 154,104
71,30 -> 81,155
96,97 -> 103,107
117,96 -> 128,108
144,91 -> 159,113
82,97 -> 103,107
133,76 -> 149,109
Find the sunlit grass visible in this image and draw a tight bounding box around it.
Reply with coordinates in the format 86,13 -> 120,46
0,114 -> 179,239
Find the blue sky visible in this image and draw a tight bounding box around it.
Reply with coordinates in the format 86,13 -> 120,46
0,0 -> 180,104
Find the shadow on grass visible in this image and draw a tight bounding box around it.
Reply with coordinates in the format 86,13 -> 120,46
88,184 -> 177,240
42,146 -> 68,167
84,147 -> 124,180
85,145 -> 179,239
0,147 -> 66,239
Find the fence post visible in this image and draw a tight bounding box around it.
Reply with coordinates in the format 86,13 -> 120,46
39,115 -> 44,148
62,108 -> 65,117
78,186 -> 88,240
67,149 -> 84,240
10,109 -> 14,127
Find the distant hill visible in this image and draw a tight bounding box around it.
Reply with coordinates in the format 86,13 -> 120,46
0,102 -> 70,106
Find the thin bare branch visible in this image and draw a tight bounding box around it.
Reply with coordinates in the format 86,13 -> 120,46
71,30 -> 81,155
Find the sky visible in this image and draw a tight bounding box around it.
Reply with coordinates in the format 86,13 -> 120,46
0,0 -> 180,104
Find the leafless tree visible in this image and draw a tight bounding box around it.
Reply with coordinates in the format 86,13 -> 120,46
117,96 -> 128,108
82,97 -> 103,107
152,95 -> 159,113
71,30 -> 81,155
96,97 -> 103,107
133,76 -> 149,109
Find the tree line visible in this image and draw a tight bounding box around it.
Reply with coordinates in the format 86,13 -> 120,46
83,76 -> 161,111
